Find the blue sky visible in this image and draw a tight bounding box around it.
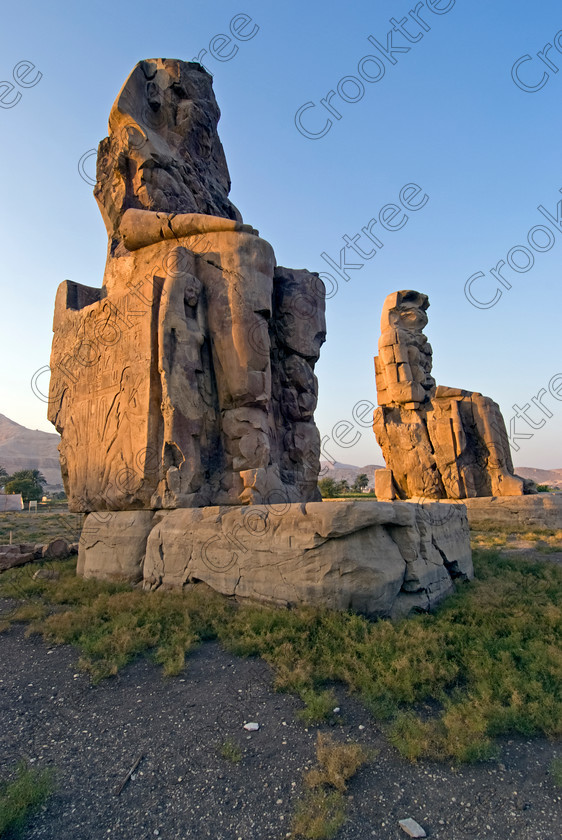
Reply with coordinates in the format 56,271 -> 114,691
1,0 -> 561,469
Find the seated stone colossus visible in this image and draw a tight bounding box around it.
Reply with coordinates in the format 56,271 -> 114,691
48,58 -> 326,512
47,61 -> 473,617
373,290 -> 534,500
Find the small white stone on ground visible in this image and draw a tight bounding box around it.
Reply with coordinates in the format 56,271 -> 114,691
399,818 -> 426,837
244,722 -> 259,731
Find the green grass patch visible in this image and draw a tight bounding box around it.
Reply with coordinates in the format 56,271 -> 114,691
218,739 -> 243,764
291,788 -> 346,839
550,756 -> 562,787
0,762 -> 54,838
338,493 -> 376,500
471,524 -> 562,551
297,689 -> 339,725
0,559 -> 227,681
2,535 -> 561,763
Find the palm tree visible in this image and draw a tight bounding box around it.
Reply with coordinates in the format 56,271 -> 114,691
352,473 -> 369,492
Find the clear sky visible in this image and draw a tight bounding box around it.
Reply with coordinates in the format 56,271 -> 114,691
1,0 -> 561,469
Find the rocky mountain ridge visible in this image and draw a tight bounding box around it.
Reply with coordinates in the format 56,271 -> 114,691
0,414 -> 62,489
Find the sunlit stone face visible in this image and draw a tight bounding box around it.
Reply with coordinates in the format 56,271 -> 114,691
389,302 -> 428,333
95,58 -> 242,242
384,290 -> 430,334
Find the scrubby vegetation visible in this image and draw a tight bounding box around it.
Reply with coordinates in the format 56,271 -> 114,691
2,526 -> 561,765
291,788 -> 346,840
470,524 -> 562,553
0,762 -> 54,838
291,733 -> 369,839
218,739 -> 243,764
318,475 -> 374,498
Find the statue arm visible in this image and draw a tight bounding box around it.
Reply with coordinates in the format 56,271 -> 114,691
120,208 -> 258,251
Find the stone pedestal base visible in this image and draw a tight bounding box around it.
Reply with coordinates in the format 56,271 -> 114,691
438,493 -> 562,530
78,501 -> 473,618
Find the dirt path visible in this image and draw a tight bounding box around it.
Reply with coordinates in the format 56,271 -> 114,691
1,626 -> 561,840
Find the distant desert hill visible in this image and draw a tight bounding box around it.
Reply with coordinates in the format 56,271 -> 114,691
320,461 -> 384,489
515,467 -> 562,489
0,414 -> 62,489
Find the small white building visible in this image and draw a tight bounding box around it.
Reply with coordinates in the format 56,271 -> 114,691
0,494 -> 24,512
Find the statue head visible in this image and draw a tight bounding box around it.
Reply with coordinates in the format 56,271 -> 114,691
94,58 -> 242,244
380,289 -> 429,334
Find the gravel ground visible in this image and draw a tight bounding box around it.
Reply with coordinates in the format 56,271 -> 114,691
1,624 -> 561,840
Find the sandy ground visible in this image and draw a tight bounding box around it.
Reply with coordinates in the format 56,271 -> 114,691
1,620 -> 561,840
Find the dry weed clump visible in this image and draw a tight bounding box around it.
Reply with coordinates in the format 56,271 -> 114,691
305,732 -> 370,792
291,733 -> 370,839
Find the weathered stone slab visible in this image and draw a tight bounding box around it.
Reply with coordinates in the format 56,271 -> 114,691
42,538 -> 69,559
0,545 -> 36,572
77,510 -> 155,582
438,494 -> 562,530
78,501 -> 472,617
374,468 -> 396,501
0,539 -> 78,572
